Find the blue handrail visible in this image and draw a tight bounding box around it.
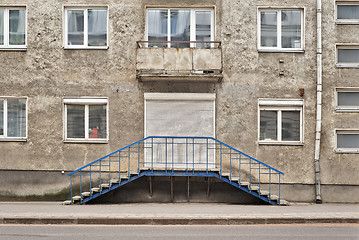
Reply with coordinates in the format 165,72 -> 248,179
67,136 -> 284,205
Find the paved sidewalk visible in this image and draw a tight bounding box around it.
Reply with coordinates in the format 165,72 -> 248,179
0,202 -> 358,225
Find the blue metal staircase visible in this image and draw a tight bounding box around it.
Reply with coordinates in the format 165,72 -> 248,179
65,137 -> 286,205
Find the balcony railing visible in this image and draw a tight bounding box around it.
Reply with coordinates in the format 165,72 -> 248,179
136,41 -> 223,82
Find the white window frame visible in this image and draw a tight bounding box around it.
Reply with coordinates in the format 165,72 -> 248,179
258,99 -> 304,145
257,8 -> 304,52
63,98 -> 109,143
0,97 -> 27,141
336,129 -> 359,153
336,44 -> 359,68
145,8 -> 214,48
0,7 -> 27,50
336,1 -> 359,24
336,88 -> 359,112
63,6 -> 109,49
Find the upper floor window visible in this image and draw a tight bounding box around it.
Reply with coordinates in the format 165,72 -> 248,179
146,8 -> 214,48
258,9 -> 303,52
64,7 -> 108,49
336,2 -> 359,24
336,45 -> 359,68
64,98 -> 108,143
258,99 -> 303,145
0,98 -> 27,141
336,88 -> 359,112
0,7 -> 26,49
336,130 -> 359,153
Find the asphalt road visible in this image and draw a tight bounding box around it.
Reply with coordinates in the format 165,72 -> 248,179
0,224 -> 358,240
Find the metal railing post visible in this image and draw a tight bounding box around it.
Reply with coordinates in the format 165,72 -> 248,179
89,166 -> 92,196
229,148 -> 232,181
138,143 -> 140,174
278,174 -> 281,205
172,137 -> 174,173
119,152 -> 121,184
151,137 -> 154,173
70,176 -> 73,205
186,138 -> 188,173
206,138 -> 209,174
220,143 -> 222,177
239,154 -> 241,185
128,148 -> 131,179
165,138 -> 168,173
99,160 -> 102,192
79,170 -> 82,204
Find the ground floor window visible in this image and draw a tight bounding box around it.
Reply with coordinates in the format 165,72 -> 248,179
336,130 -> 359,153
0,98 -> 27,140
64,98 -> 108,142
258,99 -> 303,144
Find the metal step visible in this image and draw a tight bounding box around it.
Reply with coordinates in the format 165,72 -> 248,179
72,195 -> 81,201
249,186 -> 259,192
63,200 -> 72,205
82,192 -> 90,197
240,181 -> 250,187
91,187 -> 100,194
101,183 -> 110,189
260,190 -> 269,196
270,194 -> 279,201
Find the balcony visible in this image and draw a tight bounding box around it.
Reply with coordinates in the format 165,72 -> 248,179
136,41 -> 222,82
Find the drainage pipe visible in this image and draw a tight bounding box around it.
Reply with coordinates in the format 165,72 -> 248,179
314,0 -> 323,204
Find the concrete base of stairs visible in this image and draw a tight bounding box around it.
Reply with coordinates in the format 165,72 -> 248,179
0,202 -> 358,225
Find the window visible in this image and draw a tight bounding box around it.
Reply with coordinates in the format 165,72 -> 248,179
64,7 -> 108,49
0,98 -> 27,141
146,8 -> 214,47
336,45 -> 359,67
258,9 -> 303,51
336,130 -> 359,153
258,99 -> 303,144
336,2 -> 359,24
64,98 -> 108,142
336,88 -> 359,112
0,7 -> 26,49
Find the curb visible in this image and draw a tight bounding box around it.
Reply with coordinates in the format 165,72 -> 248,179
2,217 -> 359,225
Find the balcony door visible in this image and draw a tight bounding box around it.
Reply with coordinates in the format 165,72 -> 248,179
144,93 -> 215,169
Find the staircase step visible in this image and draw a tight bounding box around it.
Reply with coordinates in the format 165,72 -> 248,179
209,168 -> 220,173
221,172 -> 230,177
91,187 -> 100,194
270,194 -> 279,201
250,186 -> 259,192
72,196 -> 81,201
63,200 -> 72,205
110,179 -> 119,184
139,167 -> 150,171
240,181 -> 250,187
230,177 -> 239,182
260,190 -> 269,196
280,200 -> 289,206
82,192 -> 91,197
101,183 -> 110,189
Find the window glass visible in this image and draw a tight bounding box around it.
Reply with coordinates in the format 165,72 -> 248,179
170,10 -> 190,48
0,100 -> 3,135
89,105 -> 106,139
67,10 -> 84,45
196,11 -> 211,47
148,9 -> 168,47
338,92 -> 359,106
260,111 -> 277,141
337,134 -> 359,148
338,49 -> 359,63
260,11 -> 277,47
0,10 -> 4,45
7,99 -> 26,137
281,10 -> 301,48
9,9 -> 25,45
88,9 -> 107,46
337,5 -> 359,19
282,111 -> 300,141
67,105 -> 85,138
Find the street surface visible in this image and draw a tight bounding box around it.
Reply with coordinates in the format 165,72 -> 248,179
0,224 -> 358,240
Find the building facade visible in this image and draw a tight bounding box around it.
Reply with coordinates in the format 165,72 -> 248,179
0,0 -> 358,203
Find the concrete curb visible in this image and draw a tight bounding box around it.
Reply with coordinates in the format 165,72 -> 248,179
2,217 -> 359,225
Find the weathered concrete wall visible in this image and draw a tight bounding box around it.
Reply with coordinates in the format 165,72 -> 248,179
0,0 -> 357,202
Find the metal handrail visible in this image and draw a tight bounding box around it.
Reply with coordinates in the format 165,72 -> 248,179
67,136 -> 284,205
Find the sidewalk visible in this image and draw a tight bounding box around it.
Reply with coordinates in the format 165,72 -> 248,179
0,202 -> 358,225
